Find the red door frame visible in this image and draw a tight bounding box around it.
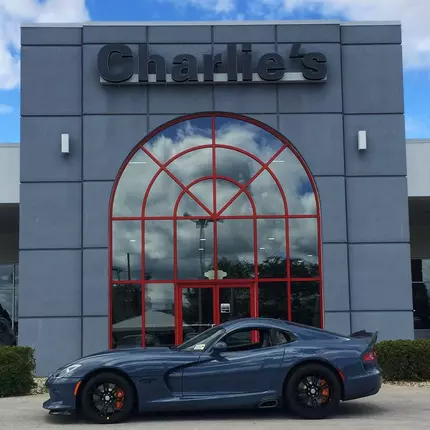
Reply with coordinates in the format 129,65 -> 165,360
176,281 -> 255,344
108,112 -> 324,350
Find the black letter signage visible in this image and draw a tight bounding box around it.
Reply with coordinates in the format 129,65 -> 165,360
97,43 -> 133,83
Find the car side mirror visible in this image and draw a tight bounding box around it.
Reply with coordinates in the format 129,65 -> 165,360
211,341 -> 227,354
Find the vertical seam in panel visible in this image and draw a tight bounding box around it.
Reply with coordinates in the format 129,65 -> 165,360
80,27 -> 84,357
275,25 -> 280,130
339,34 -> 353,333
211,26 -> 215,111
146,27 -> 150,131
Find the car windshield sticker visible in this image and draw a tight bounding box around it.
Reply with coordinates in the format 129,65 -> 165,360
194,344 -> 205,350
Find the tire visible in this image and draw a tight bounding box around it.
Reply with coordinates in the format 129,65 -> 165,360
80,372 -> 135,424
284,363 -> 341,419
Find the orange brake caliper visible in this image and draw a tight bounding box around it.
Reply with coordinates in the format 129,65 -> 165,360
115,389 -> 125,409
320,379 -> 329,402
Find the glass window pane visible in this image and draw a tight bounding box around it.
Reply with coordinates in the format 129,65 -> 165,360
217,219 -> 254,279
219,287 -> 251,323
0,289 -> 13,328
145,221 -> 173,280
182,287 -> 214,340
178,193 -> 211,217
112,221 -> 142,281
112,283 -> 142,348
246,170 -> 285,215
167,148 -> 213,185
412,282 -> 430,330
215,117 -> 283,162
258,282 -> 288,319
289,219 -> 319,278
177,219 -> 214,280
422,260 -> 430,282
145,117 -> 212,163
188,181 -> 214,213
291,282 -> 321,328
411,259 -> 423,282
268,151 -> 316,215
222,192 -> 253,216
145,284 -> 175,346
0,265 -> 14,289
216,179 -> 241,214
113,150 -> 159,217
257,220 -> 286,278
144,171 -> 184,217
216,147 -> 261,187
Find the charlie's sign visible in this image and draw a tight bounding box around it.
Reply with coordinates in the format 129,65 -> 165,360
98,43 -> 327,85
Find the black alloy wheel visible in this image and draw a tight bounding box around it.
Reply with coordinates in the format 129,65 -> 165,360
284,363 -> 341,419
80,372 -> 135,424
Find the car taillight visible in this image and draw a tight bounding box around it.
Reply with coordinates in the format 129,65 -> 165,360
363,350 -> 377,362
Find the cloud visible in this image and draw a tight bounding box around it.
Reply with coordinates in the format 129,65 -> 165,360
169,0 -> 430,70
0,0 -> 89,90
0,103 -> 12,114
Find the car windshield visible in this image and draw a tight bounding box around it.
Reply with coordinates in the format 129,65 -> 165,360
176,326 -> 225,352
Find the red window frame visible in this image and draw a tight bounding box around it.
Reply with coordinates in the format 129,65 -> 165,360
109,112 -> 323,349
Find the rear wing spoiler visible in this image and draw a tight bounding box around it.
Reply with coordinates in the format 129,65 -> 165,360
350,330 -> 378,347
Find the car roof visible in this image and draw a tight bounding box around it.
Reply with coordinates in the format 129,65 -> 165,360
219,317 -> 347,339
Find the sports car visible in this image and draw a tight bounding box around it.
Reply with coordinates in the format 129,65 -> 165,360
43,318 -> 381,424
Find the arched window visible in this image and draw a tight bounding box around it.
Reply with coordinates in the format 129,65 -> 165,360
109,113 -> 322,349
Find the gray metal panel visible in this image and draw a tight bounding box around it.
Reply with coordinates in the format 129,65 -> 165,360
324,312 -> 351,335
342,45 -> 404,114
148,86 -> 212,114
21,46 -> 82,116
322,243 -> 349,311
21,26 -> 82,45
83,317 -> 109,356
83,44 -> 147,114
244,114 -> 278,130
344,114 -> 407,176
148,114 -> 182,132
83,182 -> 113,248
346,177 -> 410,243
277,24 -> 340,43
19,250 -> 82,317
277,43 -> 341,113
83,25 -> 147,43
349,243 -> 412,311
341,25 -> 401,45
149,44 -> 212,73
351,311 -> 414,341
83,249 -> 109,316
316,177 -> 347,243
148,26 -> 211,43
213,25 -> 276,43
18,317 -> 81,376
20,117 -> 82,182
83,115 -> 148,181
20,183 -> 82,249
213,43 -> 276,73
214,85 -> 277,114
279,114 -> 344,176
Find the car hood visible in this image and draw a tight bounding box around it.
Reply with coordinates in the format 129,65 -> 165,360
52,347 -> 178,377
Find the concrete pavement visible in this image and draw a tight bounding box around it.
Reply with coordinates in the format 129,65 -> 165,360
1,384 -> 429,429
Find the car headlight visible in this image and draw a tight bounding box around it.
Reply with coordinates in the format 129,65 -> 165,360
56,364 -> 82,378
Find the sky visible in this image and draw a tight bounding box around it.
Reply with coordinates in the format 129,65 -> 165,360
0,0 -> 430,142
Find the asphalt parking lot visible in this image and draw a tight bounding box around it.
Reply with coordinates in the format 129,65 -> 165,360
1,384 -> 429,429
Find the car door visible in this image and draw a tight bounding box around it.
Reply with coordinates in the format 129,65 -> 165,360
181,327 -> 285,397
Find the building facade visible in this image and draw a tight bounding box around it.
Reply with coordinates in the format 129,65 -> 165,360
2,20 -> 419,375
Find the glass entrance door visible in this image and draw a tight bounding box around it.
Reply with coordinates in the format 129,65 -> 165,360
218,285 -> 251,324
178,284 -> 253,343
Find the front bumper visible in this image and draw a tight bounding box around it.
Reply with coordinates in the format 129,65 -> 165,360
42,377 -> 81,412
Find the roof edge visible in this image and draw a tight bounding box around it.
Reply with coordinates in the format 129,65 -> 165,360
21,19 -> 402,28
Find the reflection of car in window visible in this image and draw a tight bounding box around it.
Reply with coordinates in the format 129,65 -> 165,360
0,317 -> 16,347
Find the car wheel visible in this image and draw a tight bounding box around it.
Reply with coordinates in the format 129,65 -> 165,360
80,372 -> 135,424
284,363 -> 341,419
